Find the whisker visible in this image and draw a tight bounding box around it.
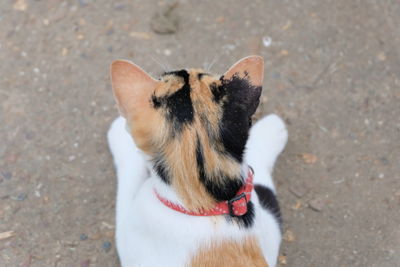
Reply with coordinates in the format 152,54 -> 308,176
149,54 -> 169,72
202,56 -> 209,70
206,51 -> 226,72
207,55 -> 222,72
133,46 -> 171,73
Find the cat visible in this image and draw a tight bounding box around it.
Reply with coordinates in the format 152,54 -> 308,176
107,56 -> 288,267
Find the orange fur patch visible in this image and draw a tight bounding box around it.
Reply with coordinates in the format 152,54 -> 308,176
165,127 -> 216,210
188,237 -> 269,267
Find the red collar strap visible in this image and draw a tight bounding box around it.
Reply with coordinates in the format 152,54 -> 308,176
154,168 -> 254,217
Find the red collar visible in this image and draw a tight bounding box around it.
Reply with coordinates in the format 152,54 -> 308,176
154,168 -> 254,217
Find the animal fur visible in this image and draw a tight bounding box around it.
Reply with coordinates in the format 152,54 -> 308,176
108,56 -> 288,266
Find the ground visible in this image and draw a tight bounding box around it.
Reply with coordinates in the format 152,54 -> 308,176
0,0 -> 399,266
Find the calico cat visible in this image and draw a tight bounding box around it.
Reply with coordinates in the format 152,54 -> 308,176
108,56 -> 288,267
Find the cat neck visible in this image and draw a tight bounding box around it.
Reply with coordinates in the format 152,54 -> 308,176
150,160 -> 250,211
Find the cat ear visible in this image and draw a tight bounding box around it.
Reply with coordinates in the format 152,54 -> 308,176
223,55 -> 264,87
222,56 -> 264,116
110,60 -> 159,118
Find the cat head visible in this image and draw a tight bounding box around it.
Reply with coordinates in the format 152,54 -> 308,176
111,56 -> 263,209
111,56 -> 263,158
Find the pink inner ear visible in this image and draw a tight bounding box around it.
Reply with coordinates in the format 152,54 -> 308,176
110,60 -> 159,118
223,56 -> 264,87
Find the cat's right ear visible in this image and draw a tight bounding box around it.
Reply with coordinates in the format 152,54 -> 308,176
110,60 -> 160,118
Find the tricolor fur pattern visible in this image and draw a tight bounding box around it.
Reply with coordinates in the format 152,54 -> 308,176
108,56 -> 288,267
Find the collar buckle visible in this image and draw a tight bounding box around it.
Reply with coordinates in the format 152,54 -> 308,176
228,193 -> 248,217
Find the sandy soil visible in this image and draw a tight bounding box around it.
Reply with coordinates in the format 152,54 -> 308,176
1,0 -> 399,266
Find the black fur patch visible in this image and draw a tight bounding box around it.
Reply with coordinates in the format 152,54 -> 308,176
163,70 -> 190,84
218,74 -> 262,162
151,95 -> 162,108
210,82 -> 225,103
254,184 -> 282,226
197,72 -> 210,80
153,156 -> 170,184
196,137 -> 255,227
165,85 -> 194,132
196,137 -> 243,201
154,70 -> 194,133
226,201 -> 255,228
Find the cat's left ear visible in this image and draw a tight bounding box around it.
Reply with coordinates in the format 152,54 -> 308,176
110,60 -> 160,119
222,55 -> 264,116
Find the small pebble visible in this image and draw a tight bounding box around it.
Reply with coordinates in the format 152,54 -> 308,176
13,0 -> 28,11
301,153 -> 318,164
62,48 -> 69,56
289,184 -> 307,198
25,131 -> 35,140
379,157 -> 389,165
333,179 -> 345,184
114,3 -> 125,10
292,200 -> 303,210
279,254 -> 287,265
14,193 -> 27,201
222,44 -> 235,51
272,72 -> 281,79
163,49 -> 171,56
262,36 -> 272,47
283,230 -> 296,242
78,0 -> 88,7
18,193 -> 27,201
80,234 -> 88,241
377,52 -> 386,61
280,49 -> 289,56
309,198 -> 324,212
1,171 -> 12,180
102,241 -> 112,252
216,16 -> 225,23
129,32 -> 152,40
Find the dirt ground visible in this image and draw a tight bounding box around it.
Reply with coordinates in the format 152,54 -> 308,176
1,0 -> 399,266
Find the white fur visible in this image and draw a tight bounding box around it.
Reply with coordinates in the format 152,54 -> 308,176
108,114 -> 288,267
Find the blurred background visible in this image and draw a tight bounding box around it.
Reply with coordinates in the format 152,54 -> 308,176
1,0 -> 399,266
